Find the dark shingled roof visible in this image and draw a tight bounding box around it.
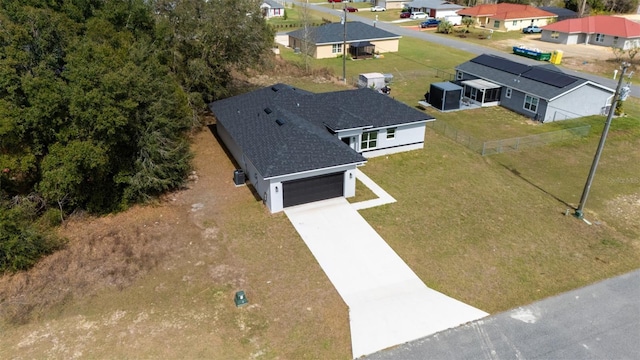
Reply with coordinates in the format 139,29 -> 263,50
209,84 -> 433,178
287,21 -> 400,45
456,54 -> 611,100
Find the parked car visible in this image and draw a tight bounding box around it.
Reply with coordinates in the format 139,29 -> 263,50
522,25 -> 542,34
400,11 -> 411,18
328,0 -> 344,3
371,6 -> 386,11
410,12 -> 428,20
420,19 -> 440,28
344,6 -> 358,12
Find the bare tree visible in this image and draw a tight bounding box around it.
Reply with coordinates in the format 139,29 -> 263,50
299,1 -> 314,73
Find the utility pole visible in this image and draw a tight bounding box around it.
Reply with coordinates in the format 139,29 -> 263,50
342,3 -> 347,84
574,62 -> 630,220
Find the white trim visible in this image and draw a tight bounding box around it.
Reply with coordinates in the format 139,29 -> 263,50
264,162 -> 365,181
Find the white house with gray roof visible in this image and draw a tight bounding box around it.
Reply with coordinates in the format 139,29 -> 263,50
209,84 -> 435,213
260,0 -> 284,19
455,54 -> 614,122
405,0 -> 465,19
287,21 -> 401,59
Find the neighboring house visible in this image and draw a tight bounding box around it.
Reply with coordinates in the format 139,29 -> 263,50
404,0 -> 465,19
375,0 -> 408,10
455,54 -> 614,122
458,3 -> 556,31
260,0 -> 284,19
538,6 -> 578,22
209,84 -> 435,213
287,21 -> 401,59
541,15 -> 640,50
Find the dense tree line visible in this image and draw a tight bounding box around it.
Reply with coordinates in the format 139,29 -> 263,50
0,0 -> 274,272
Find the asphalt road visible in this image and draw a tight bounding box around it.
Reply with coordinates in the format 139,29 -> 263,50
283,1 -> 640,96
365,269 -> 640,360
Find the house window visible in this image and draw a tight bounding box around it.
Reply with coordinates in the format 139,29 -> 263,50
524,94 -> 539,113
386,128 -> 396,139
332,43 -> 342,54
595,33 -> 605,43
551,31 -> 559,39
614,36 -> 619,46
361,131 -> 378,150
512,20 -> 518,26
456,71 -> 463,80
493,20 -> 500,28
505,88 -> 512,99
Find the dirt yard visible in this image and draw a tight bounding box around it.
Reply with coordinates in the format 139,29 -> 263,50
495,34 -> 621,76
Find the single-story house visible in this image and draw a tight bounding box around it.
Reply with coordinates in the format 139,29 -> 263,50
287,21 -> 401,59
375,0 -> 408,10
209,84 -> 435,213
404,0 -> 465,19
541,15 -> 640,50
260,0 -> 284,19
455,54 -> 615,122
457,3 -> 556,31
538,6 -> 578,22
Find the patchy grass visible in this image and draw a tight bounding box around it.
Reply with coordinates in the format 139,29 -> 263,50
358,126 -> 640,313
1,38 -> 639,359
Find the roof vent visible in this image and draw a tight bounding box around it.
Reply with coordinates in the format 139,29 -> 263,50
275,119 -> 285,126
271,86 -> 280,92
264,107 -> 272,114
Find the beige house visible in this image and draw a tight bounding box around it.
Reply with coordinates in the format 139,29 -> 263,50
458,3 -> 556,32
287,21 -> 401,60
376,0 -> 408,10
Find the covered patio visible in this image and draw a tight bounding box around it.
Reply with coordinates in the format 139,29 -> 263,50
461,79 -> 502,106
349,41 -> 375,59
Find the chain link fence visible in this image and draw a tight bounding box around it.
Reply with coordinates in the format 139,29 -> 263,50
427,121 -> 591,156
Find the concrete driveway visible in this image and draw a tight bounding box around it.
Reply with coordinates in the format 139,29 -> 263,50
285,196 -> 488,358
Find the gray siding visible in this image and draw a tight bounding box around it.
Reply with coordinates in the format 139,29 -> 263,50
216,123 -> 244,169
545,84 -> 611,122
500,88 -> 548,121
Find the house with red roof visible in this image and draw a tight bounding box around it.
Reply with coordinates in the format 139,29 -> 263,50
541,15 -> 640,50
458,3 -> 556,32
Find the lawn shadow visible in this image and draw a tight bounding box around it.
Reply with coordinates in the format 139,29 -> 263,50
501,164 -> 575,211
206,124 -> 263,203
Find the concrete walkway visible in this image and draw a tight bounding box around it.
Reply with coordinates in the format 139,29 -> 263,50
351,169 -> 396,210
285,191 -> 488,358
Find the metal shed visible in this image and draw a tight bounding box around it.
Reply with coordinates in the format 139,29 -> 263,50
428,82 -> 463,111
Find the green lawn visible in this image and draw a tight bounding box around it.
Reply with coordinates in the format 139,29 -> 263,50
2,21 -> 639,360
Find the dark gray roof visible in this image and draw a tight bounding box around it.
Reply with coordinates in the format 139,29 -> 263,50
209,84 -> 433,178
287,21 -> 400,45
539,6 -> 578,20
431,81 -> 463,91
456,54 -> 612,100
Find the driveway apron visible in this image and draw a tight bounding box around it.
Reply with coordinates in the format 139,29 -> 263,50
285,197 -> 488,358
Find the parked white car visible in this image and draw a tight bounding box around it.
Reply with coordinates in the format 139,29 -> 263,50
371,6 -> 386,11
410,12 -> 428,20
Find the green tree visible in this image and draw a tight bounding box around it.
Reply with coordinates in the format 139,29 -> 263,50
151,0 -> 275,111
462,16 -> 475,33
437,20 -> 454,34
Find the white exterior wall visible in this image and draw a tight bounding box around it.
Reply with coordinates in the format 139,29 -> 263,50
266,164 -> 358,213
216,123 -> 245,169
362,122 -> 428,158
435,10 -> 460,18
544,84 -> 613,122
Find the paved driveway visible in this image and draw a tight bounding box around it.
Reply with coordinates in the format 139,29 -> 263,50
285,197 -> 488,358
